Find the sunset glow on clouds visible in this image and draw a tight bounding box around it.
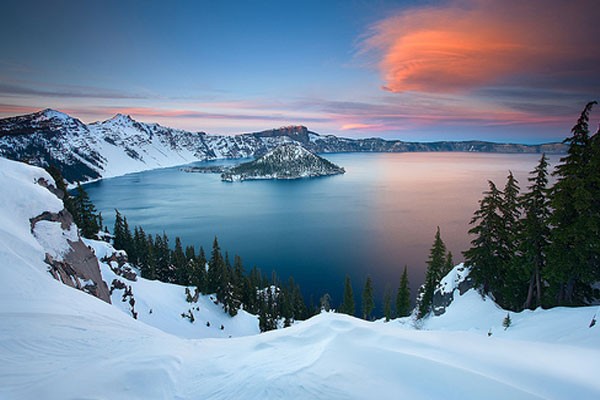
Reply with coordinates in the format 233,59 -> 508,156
362,0 -> 600,94
0,0 -> 598,142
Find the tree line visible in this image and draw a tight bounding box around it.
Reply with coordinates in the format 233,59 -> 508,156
464,101 -> 600,311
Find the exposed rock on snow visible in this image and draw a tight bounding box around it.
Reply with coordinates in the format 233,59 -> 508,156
28,173 -> 111,303
431,263 -> 475,316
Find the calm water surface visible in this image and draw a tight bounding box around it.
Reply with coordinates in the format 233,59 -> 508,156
85,152 -> 559,308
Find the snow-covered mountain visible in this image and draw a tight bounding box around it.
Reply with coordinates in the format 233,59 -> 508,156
221,142 -> 345,181
2,155 -> 599,399
0,109 -> 566,184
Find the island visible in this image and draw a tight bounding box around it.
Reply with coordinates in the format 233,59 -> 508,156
220,142 -> 345,182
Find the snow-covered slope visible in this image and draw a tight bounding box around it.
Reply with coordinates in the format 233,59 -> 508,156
0,109 -> 292,183
87,238 -> 259,339
1,157 -> 599,399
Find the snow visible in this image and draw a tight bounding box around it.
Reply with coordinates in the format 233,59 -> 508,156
87,238 -> 260,339
33,220 -> 78,260
1,156 -> 600,399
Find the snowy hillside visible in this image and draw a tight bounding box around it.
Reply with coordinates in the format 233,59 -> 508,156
0,109 -> 292,183
87,238 -> 259,339
1,156 -> 600,399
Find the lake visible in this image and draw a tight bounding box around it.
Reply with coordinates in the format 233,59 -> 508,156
84,152 -> 560,311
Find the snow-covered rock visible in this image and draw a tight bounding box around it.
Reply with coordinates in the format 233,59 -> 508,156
221,142 -> 345,181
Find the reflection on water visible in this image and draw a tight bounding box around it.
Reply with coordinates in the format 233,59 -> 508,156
85,152 -> 560,308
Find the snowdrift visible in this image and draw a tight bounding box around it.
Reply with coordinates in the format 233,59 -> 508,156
1,156 -> 599,399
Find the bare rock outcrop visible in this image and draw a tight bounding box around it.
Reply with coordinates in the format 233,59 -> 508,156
31,179 -> 111,304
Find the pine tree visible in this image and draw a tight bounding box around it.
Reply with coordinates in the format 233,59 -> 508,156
383,286 -> 392,322
339,275 -> 355,316
207,237 -> 223,294
195,247 -> 207,293
172,237 -> 187,285
418,227 -> 447,318
464,181 -> 505,298
547,101 -> 600,305
503,313 -> 511,330
442,251 -> 454,277
113,210 -> 126,250
519,154 -> 551,309
396,265 -> 411,317
72,183 -> 100,239
499,172 -> 523,310
362,276 -> 374,320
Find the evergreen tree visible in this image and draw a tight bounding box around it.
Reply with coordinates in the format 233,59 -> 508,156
499,172 -> 523,310
207,237 -> 224,294
339,275 -> 355,316
113,210 -> 126,250
195,247 -> 207,293
361,276 -> 374,320
442,251 -> 454,277
383,286 -> 392,322
172,237 -> 187,285
519,154 -> 551,309
418,227 -> 447,318
144,233 -> 157,280
464,181 -> 506,298
396,265 -> 411,317
71,183 -> 100,238
547,101 -> 600,305
154,233 -> 172,282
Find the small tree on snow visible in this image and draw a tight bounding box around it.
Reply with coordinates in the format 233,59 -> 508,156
503,313 -> 511,330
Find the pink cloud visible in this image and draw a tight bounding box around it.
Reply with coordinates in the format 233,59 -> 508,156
362,0 -> 599,94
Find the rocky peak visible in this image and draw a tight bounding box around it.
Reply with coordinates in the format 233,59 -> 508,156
251,125 -> 316,144
105,113 -> 137,126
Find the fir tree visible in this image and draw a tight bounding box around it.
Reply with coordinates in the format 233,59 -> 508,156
499,172 -> 523,310
418,227 -> 447,318
362,276 -> 374,320
72,183 -> 100,239
207,237 -> 224,294
172,237 -> 187,285
503,313 -> 512,330
519,154 -> 551,309
383,286 -> 392,322
442,251 -> 454,277
339,275 -> 355,316
547,101 -> 600,305
464,181 -> 506,298
396,265 -> 411,317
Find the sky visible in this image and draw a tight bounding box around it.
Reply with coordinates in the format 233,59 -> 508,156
1,0 -> 598,143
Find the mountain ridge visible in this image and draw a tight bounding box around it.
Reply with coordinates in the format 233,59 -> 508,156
0,109 -> 567,183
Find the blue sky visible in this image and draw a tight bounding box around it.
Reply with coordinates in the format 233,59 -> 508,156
1,0 -> 598,143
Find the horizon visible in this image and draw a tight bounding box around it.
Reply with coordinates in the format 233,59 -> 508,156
2,107 -> 568,145
1,0 -> 599,143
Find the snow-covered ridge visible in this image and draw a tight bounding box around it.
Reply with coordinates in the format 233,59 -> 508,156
0,109 -> 566,184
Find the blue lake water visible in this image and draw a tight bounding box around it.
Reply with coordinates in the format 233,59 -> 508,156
84,152 -> 560,309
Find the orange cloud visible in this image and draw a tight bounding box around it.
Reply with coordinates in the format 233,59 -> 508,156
340,123 -> 384,131
362,0 -> 599,93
